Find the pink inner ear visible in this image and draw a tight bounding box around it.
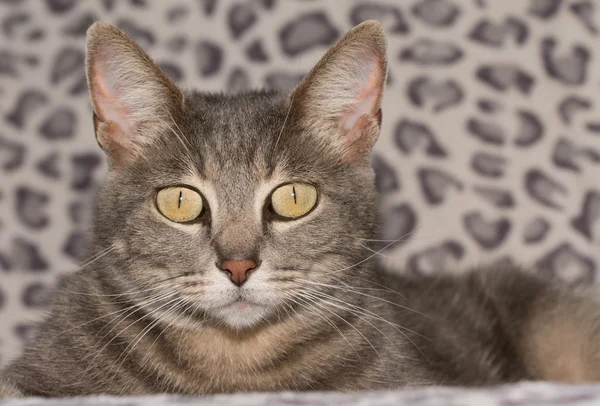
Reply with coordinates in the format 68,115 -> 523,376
340,56 -> 383,132
91,59 -> 135,136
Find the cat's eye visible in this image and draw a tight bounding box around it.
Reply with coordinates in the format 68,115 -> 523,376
270,183 -> 318,219
156,187 -> 204,223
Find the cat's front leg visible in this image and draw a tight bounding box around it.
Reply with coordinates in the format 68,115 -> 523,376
0,379 -> 22,398
521,288 -> 600,382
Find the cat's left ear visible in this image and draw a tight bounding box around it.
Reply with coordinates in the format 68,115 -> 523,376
289,20 -> 387,163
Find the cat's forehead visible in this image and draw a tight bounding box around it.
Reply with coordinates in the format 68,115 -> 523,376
185,90 -> 287,149
180,90 -> 314,180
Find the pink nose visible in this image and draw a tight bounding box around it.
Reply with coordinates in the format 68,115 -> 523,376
220,260 -> 257,287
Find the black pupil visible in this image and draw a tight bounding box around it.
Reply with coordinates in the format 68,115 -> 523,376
292,186 -> 297,204
178,190 -> 182,209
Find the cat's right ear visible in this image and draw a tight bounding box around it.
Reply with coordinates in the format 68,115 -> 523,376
85,23 -> 184,166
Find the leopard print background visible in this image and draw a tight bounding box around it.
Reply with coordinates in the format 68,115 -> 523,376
0,0 -> 599,366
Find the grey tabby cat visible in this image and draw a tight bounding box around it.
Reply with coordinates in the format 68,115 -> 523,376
2,20 -> 600,397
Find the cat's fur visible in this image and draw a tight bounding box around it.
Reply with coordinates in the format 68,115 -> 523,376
2,20 -> 600,397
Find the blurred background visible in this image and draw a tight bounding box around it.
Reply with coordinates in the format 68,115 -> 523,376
0,0 -> 599,366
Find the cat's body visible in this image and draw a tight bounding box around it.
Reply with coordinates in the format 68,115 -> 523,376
3,21 -> 600,397
4,258 -> 597,396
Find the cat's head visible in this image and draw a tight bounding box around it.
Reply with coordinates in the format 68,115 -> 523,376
85,21 -> 387,330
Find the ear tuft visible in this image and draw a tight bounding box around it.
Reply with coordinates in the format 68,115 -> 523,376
290,20 -> 387,163
85,22 -> 183,165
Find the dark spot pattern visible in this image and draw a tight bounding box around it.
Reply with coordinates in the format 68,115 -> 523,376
3,238 -> 49,271
22,282 -> 52,308
570,1 -> 598,35
558,96 -> 591,125
5,90 -> 49,129
166,35 -> 188,53
407,240 -> 465,275
63,12 -> 96,37
524,217 -> 550,244
473,186 -> 515,208
36,152 -> 61,179
15,186 -> 50,229
71,152 -> 101,191
467,118 -> 505,145
469,17 -> 528,47
167,6 -> 189,23
38,107 -> 77,141
116,19 -> 155,48
350,3 -> 409,34
528,0 -> 563,19
463,211 -> 511,249
264,72 -> 304,91
0,135 -> 25,171
407,77 -> 464,112
50,47 -> 84,85
411,0 -> 460,27
394,120 -> 447,157
399,39 -> 463,65
571,191 -> 600,241
45,0 -> 78,14
514,110 -> 543,146
471,152 -> 506,178
14,323 -> 36,343
228,2 -> 257,38
477,98 -> 503,113
541,37 -> 590,85
537,243 -> 595,284
380,203 -> 417,249
157,62 -> 184,83
62,230 -> 88,261
476,64 -> 535,94
418,168 -> 464,205
245,39 -> 269,62
525,169 -> 568,211
279,12 -> 339,57
372,155 -> 400,194
195,40 -> 223,77
227,67 -> 250,93
553,138 -> 600,173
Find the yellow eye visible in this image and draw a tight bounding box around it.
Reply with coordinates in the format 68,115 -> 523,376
156,187 -> 204,223
270,183 -> 318,219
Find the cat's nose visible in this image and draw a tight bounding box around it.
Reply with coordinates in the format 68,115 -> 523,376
220,259 -> 257,287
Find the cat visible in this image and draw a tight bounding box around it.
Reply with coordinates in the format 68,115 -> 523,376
2,20 -> 600,397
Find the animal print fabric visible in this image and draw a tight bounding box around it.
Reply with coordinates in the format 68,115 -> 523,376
3,382 -> 600,405
0,0 -> 599,367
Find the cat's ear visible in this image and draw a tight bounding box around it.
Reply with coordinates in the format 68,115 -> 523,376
289,20 -> 387,163
85,22 -> 184,165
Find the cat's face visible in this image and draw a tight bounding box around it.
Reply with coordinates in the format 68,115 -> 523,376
85,21 -> 387,330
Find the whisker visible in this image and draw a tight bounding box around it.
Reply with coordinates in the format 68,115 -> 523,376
273,92 -> 295,151
286,295 -> 360,358
299,279 -> 431,320
76,292 -> 181,382
296,292 -> 379,355
302,288 -> 432,363
112,297 -> 188,376
359,243 -> 397,261
301,290 -> 400,353
56,286 -> 180,337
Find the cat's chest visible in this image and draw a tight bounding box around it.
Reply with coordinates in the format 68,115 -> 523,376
159,323 -> 323,392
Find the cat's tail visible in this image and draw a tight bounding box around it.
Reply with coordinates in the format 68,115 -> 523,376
0,378 -> 22,398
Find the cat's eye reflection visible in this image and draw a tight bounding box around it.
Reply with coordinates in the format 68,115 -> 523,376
156,186 -> 204,223
270,183 -> 317,219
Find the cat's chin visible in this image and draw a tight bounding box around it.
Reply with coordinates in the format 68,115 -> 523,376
211,300 -> 274,330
